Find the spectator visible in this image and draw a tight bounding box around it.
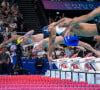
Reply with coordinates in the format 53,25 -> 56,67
10,40 -> 17,69
43,54 -> 48,59
0,13 -> 3,26
5,46 -> 10,56
0,46 -> 11,74
15,44 -> 23,69
36,48 -> 47,59
35,57 -> 45,74
0,33 -> 4,43
1,0 -> 9,8
9,19 -> 17,29
2,17 -> 7,24
9,0 -> 17,6
52,54 -> 56,59
3,7 -> 10,18
7,13 -> 13,23
59,52 -> 65,58
52,49 -> 57,59
2,23 -> 10,41
10,2 -> 18,15
32,47 -> 38,59
55,48 -> 62,58
10,28 -> 17,37
28,47 -> 33,59
0,0 -> 22,44
16,13 -> 24,32
65,46 -> 74,57
23,47 -> 30,59
54,46 -> 65,59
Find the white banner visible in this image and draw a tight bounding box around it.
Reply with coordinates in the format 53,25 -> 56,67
73,72 -> 78,81
87,74 -> 94,84
96,74 -> 100,84
61,71 -> 65,79
79,73 -> 86,81
55,71 -> 60,78
66,72 -> 71,79
51,70 -> 56,78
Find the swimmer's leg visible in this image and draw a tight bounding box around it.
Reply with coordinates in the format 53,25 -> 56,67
78,41 -> 100,56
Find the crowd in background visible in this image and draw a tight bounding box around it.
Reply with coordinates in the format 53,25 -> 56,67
0,0 -> 24,75
0,0 -> 24,43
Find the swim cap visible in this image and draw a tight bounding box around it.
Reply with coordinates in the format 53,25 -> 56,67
42,26 -> 49,35
17,37 -> 24,44
56,26 -> 66,35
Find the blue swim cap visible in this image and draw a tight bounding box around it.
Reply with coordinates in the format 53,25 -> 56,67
42,26 -> 49,35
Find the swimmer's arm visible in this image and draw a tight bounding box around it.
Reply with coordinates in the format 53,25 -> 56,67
70,7 -> 100,25
49,18 -> 66,28
23,30 -> 34,37
0,35 -> 19,47
54,18 -> 66,26
23,42 -> 34,47
64,7 -> 100,36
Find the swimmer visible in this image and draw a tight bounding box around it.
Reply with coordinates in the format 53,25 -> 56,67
30,36 -> 100,60
42,21 -> 100,60
0,30 -> 44,47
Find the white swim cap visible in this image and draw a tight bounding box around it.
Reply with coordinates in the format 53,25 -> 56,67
56,26 -> 66,35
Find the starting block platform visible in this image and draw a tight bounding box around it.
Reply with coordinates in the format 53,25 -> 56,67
45,56 -> 100,84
